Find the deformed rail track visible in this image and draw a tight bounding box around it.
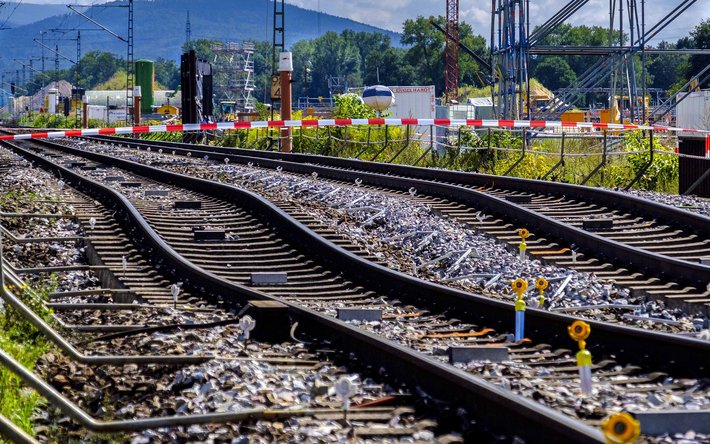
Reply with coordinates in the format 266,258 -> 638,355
0,139 -> 612,443
2,134 -> 710,441
86,135 -> 710,317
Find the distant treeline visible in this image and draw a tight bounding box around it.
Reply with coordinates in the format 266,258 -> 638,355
17,16 -> 710,101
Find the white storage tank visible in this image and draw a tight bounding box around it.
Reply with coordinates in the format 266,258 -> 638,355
362,85 -> 395,112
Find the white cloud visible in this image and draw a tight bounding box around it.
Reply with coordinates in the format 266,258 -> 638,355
19,0 -> 710,44
288,0 -> 709,44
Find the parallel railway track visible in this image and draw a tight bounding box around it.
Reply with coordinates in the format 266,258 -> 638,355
0,138 -> 611,443
2,134 -> 710,441
86,135 -> 710,317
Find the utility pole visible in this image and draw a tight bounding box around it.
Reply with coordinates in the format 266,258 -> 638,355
272,0 -> 285,73
40,31 -> 46,90
185,11 -> 192,50
77,30 -> 81,88
126,0 -> 134,124
65,1 -> 133,123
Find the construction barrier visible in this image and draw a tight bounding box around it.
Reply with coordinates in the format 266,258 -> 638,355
1,118 -> 709,142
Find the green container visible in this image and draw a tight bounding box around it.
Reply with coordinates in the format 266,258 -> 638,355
135,59 -> 154,114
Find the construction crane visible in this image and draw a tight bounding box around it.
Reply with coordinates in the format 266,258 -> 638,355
444,0 -> 459,104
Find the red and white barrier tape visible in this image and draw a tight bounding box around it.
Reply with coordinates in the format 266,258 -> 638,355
1,118 -> 709,141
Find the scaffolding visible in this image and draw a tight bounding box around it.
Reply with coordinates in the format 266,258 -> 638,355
211,41 -> 256,114
489,0 -> 709,123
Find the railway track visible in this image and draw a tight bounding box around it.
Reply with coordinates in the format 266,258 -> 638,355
86,135 -> 710,317
3,136 -> 710,441
0,150 -> 482,442
0,141 -> 611,443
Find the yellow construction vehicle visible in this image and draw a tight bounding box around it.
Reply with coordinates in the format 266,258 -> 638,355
220,101 -> 237,121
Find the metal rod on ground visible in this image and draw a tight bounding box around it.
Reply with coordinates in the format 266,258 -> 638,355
326,126 -> 332,154
0,413 -> 37,444
0,346 -> 339,433
82,95 -> 89,129
370,125 -> 390,161
683,159 -> 710,196
133,86 -> 141,125
0,272 -> 210,365
503,129 -> 527,176
542,132 -> 565,180
388,125 -> 411,163
581,130 -> 608,185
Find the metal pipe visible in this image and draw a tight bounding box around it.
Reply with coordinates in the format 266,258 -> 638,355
503,129 -> 526,176
581,131 -> 609,185
0,413 -> 37,444
369,125 -> 390,161
0,346 -> 337,433
542,132 -> 566,180
0,212 -> 5,306
682,162 -> 710,196
387,125 -> 411,163
0,273 -> 212,365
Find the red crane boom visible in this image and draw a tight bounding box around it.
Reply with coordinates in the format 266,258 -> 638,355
445,0 -> 460,103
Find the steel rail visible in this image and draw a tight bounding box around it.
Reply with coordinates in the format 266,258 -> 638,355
21,138 -> 710,376
0,347 -> 369,433
90,136 -> 710,290
1,265 -> 213,365
0,413 -> 38,444
0,139 -> 607,444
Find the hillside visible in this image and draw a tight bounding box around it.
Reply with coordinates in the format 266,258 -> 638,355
0,2 -> 71,27
0,0 -> 401,79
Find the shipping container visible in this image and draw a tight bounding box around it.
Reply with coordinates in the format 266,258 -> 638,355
387,86 -> 436,119
676,90 -> 710,134
677,90 -> 710,197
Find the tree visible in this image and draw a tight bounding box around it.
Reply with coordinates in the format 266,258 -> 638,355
533,57 -> 577,91
401,16 -> 446,92
75,51 -> 124,89
154,58 -> 179,90
647,41 -> 686,91
531,24 -> 618,84
309,31 -> 362,96
401,16 -> 489,97
685,19 -> 710,87
363,47 -> 415,86
252,41 -> 273,103
95,71 -> 128,90
291,39 -> 316,98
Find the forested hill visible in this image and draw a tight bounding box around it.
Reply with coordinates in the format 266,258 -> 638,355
0,0 -> 400,76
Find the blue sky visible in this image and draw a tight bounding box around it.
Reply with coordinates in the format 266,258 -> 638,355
18,0 -> 710,45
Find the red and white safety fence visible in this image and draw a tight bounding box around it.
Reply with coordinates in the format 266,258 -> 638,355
2,118 -> 709,153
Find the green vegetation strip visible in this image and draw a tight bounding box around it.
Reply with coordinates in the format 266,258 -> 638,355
0,280 -> 56,442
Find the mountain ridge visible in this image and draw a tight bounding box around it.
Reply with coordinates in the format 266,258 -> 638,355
0,0 -> 401,83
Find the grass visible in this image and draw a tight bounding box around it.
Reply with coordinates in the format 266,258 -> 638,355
0,278 -> 57,442
0,333 -> 49,439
